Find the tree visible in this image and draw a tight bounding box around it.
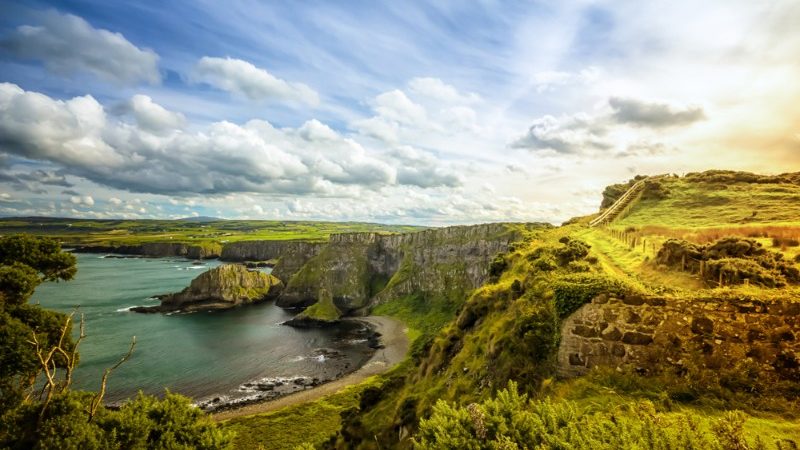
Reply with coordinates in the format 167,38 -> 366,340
0,235 -> 234,449
0,235 -> 77,411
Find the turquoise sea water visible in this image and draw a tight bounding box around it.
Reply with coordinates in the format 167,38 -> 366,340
32,253 -> 371,404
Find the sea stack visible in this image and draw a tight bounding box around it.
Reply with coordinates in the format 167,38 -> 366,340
132,264 -> 283,313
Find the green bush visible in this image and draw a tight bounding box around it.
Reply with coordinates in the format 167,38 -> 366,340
1,391 -> 233,449
414,382 -> 752,449
488,254 -> 508,277
551,274 -> 626,318
554,240 -> 590,266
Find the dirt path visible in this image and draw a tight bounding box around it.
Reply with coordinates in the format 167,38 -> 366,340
212,316 -> 409,422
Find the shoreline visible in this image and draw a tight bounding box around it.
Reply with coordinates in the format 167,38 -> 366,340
211,315 -> 409,422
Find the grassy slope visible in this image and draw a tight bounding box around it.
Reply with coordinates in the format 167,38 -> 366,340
617,177 -> 800,229
0,217 -> 422,246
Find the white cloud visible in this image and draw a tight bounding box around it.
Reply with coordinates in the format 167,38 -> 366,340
0,83 -> 463,196
69,195 -> 94,206
128,95 -> 186,133
1,10 -> 159,85
190,56 -> 319,106
373,90 -> 427,126
108,197 -> 122,205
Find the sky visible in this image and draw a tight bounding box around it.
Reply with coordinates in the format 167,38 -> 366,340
0,1 -> 798,225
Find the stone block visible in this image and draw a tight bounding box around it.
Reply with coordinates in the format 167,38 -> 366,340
691,317 -> 714,335
622,332 -> 653,345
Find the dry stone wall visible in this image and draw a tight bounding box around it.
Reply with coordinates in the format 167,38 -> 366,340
557,293 -> 800,381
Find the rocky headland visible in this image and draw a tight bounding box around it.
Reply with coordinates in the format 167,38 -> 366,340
132,264 -> 283,313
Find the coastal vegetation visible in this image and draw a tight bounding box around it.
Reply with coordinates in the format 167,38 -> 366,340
0,235 -> 234,449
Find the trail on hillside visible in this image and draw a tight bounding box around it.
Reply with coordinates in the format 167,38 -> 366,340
212,316 -> 409,422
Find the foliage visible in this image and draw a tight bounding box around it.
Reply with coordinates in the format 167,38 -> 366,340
656,237 -> 800,287
0,235 -> 77,412
488,253 -> 508,277
414,381 -> 760,450
641,179 -> 671,201
1,390 -> 233,449
551,273 -> 626,318
0,234 -> 233,449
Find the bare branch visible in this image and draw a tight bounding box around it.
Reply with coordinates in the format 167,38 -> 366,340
88,336 -> 136,421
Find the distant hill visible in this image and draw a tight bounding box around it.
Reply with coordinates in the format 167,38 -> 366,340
178,216 -> 226,223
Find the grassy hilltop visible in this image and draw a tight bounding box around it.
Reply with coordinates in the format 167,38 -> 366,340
222,171 -> 800,449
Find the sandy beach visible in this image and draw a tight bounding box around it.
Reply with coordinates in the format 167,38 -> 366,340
212,316 -> 409,422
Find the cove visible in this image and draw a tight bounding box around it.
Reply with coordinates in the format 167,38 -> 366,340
32,253 -> 374,408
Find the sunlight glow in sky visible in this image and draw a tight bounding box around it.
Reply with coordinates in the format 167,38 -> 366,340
0,1 -> 798,224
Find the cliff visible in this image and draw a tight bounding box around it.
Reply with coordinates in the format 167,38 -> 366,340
219,240 -> 325,281
279,223 -> 536,322
74,242 -> 221,259
133,264 -> 283,313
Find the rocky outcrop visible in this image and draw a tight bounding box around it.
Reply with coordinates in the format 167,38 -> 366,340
219,240 -> 324,281
278,223 -> 535,321
283,288 -> 341,327
74,242 -> 221,259
132,264 -> 283,313
557,293 -> 800,382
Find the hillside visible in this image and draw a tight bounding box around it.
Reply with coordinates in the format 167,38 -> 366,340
221,171 -> 800,449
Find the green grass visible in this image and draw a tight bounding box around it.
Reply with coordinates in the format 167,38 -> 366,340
0,217 -> 423,246
222,377 -> 374,449
297,289 -> 341,321
616,177 -> 800,229
372,293 -> 458,339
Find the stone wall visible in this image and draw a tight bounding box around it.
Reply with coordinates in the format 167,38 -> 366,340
557,293 -> 800,381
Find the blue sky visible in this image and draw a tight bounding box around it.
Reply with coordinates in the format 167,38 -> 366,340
0,1 -> 798,224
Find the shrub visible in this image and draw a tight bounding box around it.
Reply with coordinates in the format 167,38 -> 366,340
641,179 -> 670,200
554,240 -> 590,266
414,382 -> 751,449
551,274 -> 627,318
532,255 -> 557,272
488,254 -> 508,277
657,237 -> 799,287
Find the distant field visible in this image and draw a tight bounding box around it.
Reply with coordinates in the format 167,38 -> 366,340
0,217 -> 424,246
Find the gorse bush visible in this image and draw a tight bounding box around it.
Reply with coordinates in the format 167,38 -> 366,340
415,382 -> 759,450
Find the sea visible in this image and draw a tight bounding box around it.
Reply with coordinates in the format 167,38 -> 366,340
31,253 -> 373,408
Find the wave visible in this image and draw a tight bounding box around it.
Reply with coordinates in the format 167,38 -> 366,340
115,305 -> 141,312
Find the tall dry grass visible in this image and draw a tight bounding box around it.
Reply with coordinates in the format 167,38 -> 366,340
635,225 -> 800,244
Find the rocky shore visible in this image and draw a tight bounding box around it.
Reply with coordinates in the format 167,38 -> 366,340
200,318 -> 387,414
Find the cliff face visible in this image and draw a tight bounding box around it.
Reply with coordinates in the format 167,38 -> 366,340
219,240 -> 324,281
278,223 -> 529,320
135,264 -> 283,313
74,242 -> 221,259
